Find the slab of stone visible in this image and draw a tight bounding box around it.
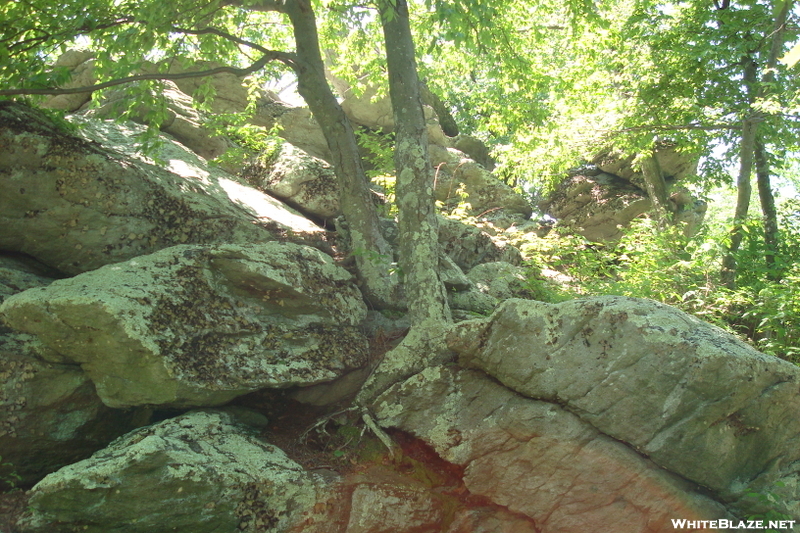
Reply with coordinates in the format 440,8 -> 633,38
447,296 -> 800,517
374,366 -> 731,533
0,102 -> 323,276
19,410 -> 319,533
1,242 -> 368,408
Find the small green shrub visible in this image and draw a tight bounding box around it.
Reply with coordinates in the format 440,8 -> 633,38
0,455 -> 21,490
743,483 -> 793,532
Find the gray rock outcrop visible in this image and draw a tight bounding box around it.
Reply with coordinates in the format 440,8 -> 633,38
1,242 -> 368,408
466,261 -> 532,301
0,331 -> 145,489
0,102 -> 323,276
429,144 -> 532,218
147,58 -> 251,116
541,172 -> 653,241
20,410 -> 320,533
88,80 -> 229,160
447,296 -> 800,519
40,50 -> 95,112
542,144 -> 704,241
373,366 -> 729,533
448,261 -> 536,318
1,254 -> 144,488
594,144 -> 698,187
241,142 -> 340,222
438,216 -> 522,271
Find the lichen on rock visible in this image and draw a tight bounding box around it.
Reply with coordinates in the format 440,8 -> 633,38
20,410 -> 320,533
0,242 -> 369,408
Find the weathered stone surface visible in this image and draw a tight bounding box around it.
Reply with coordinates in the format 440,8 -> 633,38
289,367 -> 372,407
148,59 -> 251,116
448,290 -> 498,317
594,144 -> 699,186
0,254 -> 58,304
541,172 -> 653,241
0,331 -> 145,489
453,135 -> 495,171
438,216 -> 522,272
438,253 -> 471,292
19,410 -> 319,533
288,461 -> 463,533
0,102 -> 323,276
252,95 -> 333,162
40,51 -> 95,112
466,261 -> 532,301
373,366 -> 730,533
0,256 -> 144,488
333,83 -> 450,147
1,242 -> 369,408
429,145 -> 532,217
242,143 -> 340,221
88,81 -> 229,160
447,297 -> 800,518
344,477 -> 444,533
445,507 -> 539,533
447,262 -> 536,318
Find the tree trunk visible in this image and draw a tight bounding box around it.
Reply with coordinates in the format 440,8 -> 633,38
379,0 -> 450,329
640,154 -> 672,228
282,0 -> 398,308
720,103 -> 756,289
754,136 -> 780,278
355,0 -> 452,404
720,0 -> 792,288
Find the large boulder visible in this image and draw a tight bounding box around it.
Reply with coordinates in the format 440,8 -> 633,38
241,142 -> 340,222
0,102 -> 324,276
540,172 -> 653,241
429,145 -> 532,218
19,410 -> 320,533
88,80 -> 229,160
252,94 -> 333,162
0,254 -> 59,303
146,58 -> 251,116
466,261 -> 533,301
438,216 -> 522,272
40,50 -> 95,112
0,242 -> 369,408
447,296 -> 800,519
594,144 -> 699,187
0,330 -> 145,489
447,261 -> 537,319
331,81 -> 451,148
0,254 -> 145,488
373,366 -> 729,532
342,475 -> 445,533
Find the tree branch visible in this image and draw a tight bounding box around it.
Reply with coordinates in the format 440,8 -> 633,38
0,23 -> 297,97
630,123 -> 740,132
223,0 -> 287,14
608,122 -> 741,136
0,51 -> 293,97
171,25 -> 278,57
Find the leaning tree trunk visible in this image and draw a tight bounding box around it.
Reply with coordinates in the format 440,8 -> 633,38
640,153 -> 673,228
281,0 -> 398,308
754,136 -> 780,279
720,97 -> 756,289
